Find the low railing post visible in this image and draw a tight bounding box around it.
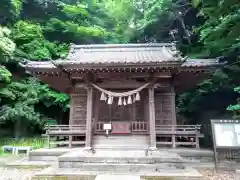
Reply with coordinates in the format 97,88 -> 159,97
172,125 -> 176,148
195,125 -> 200,148
47,124 -> 50,148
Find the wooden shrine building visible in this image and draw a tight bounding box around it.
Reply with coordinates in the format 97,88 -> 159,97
22,43 -> 220,150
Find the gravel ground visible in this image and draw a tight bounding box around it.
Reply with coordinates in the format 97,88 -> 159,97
0,168 -> 240,180
0,156 -> 240,180
0,167 -> 41,180
199,169 -> 240,180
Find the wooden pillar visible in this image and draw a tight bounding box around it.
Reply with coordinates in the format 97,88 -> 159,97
170,86 -> 177,148
68,94 -> 74,148
148,85 -> 157,150
85,86 -> 93,149
93,91 -> 99,134
170,87 -> 177,125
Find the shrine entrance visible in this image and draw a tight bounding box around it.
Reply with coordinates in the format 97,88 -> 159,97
94,89 -> 149,135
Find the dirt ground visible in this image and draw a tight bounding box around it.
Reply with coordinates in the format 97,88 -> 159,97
1,156 -> 240,180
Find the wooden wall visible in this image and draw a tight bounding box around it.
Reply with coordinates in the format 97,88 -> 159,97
155,93 -> 176,125
69,89 -> 87,125
68,86 -> 177,127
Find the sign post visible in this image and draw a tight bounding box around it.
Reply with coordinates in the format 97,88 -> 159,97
103,122 -> 112,137
211,119 -> 240,172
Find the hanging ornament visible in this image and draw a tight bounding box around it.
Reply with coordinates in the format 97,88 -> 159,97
133,95 -> 136,103
100,92 -> 105,101
118,97 -> 122,106
127,95 -> 132,104
107,96 -> 113,104
104,94 -> 107,101
135,92 -> 140,101
123,98 -> 127,106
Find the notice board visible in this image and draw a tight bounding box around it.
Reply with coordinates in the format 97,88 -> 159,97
211,119 -> 240,171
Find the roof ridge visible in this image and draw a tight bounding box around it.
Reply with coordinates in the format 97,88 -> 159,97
71,43 -> 175,49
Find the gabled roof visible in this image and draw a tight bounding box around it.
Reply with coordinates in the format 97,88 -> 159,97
21,43 -> 220,71
64,43 -> 183,64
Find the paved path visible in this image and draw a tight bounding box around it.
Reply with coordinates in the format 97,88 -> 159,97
95,174 -> 140,180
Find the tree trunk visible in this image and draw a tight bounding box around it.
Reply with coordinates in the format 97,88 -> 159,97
14,119 -> 27,138
14,119 -> 21,139
178,16 -> 191,45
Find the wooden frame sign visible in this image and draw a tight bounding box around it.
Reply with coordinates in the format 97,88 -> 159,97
211,119 -> 240,171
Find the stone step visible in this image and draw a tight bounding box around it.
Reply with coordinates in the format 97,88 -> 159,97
92,135 -> 149,150
58,155 -> 183,164
33,166 -> 203,179
59,157 -> 173,164
28,148 -> 72,161
92,145 -> 149,150
58,162 -> 186,172
93,135 -> 149,144
58,149 -> 183,164
6,158 -> 53,168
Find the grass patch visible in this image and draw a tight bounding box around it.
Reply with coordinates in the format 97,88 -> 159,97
0,137 -> 46,156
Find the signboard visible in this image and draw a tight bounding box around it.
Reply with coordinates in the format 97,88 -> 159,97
103,123 -> 112,130
111,121 -> 131,134
211,119 -> 240,148
211,119 -> 240,171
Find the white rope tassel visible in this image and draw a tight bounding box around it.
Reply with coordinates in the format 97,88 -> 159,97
107,96 -> 113,104
135,92 -> 140,101
123,98 -> 127,106
127,95 -> 132,104
133,95 -> 136,103
100,92 -> 105,101
91,82 -> 149,105
118,97 -> 122,106
104,94 -> 107,101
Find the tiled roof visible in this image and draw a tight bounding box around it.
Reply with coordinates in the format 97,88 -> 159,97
61,43 -> 182,65
21,43 -> 220,70
22,61 -> 55,69
182,58 -> 219,67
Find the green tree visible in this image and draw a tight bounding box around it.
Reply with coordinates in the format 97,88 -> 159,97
0,26 -> 15,84
227,86 -> 240,119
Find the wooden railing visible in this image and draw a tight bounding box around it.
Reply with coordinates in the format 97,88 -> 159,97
95,121 -> 105,133
94,121 -> 148,134
45,125 -> 86,135
155,125 -> 201,134
132,121 -> 148,132
44,125 -> 86,148
155,125 -> 203,148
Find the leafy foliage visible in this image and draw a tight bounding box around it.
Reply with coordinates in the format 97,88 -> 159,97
0,78 -> 41,123
0,0 -> 239,138
0,26 -> 15,62
227,86 -> 240,119
176,0 -> 240,123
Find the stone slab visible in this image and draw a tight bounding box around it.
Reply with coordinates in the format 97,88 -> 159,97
34,166 -> 202,177
28,148 -> 74,161
6,158 -> 53,168
59,149 -> 182,162
95,174 -> 140,180
59,162 -> 185,171
29,148 -> 72,156
164,148 -> 213,157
